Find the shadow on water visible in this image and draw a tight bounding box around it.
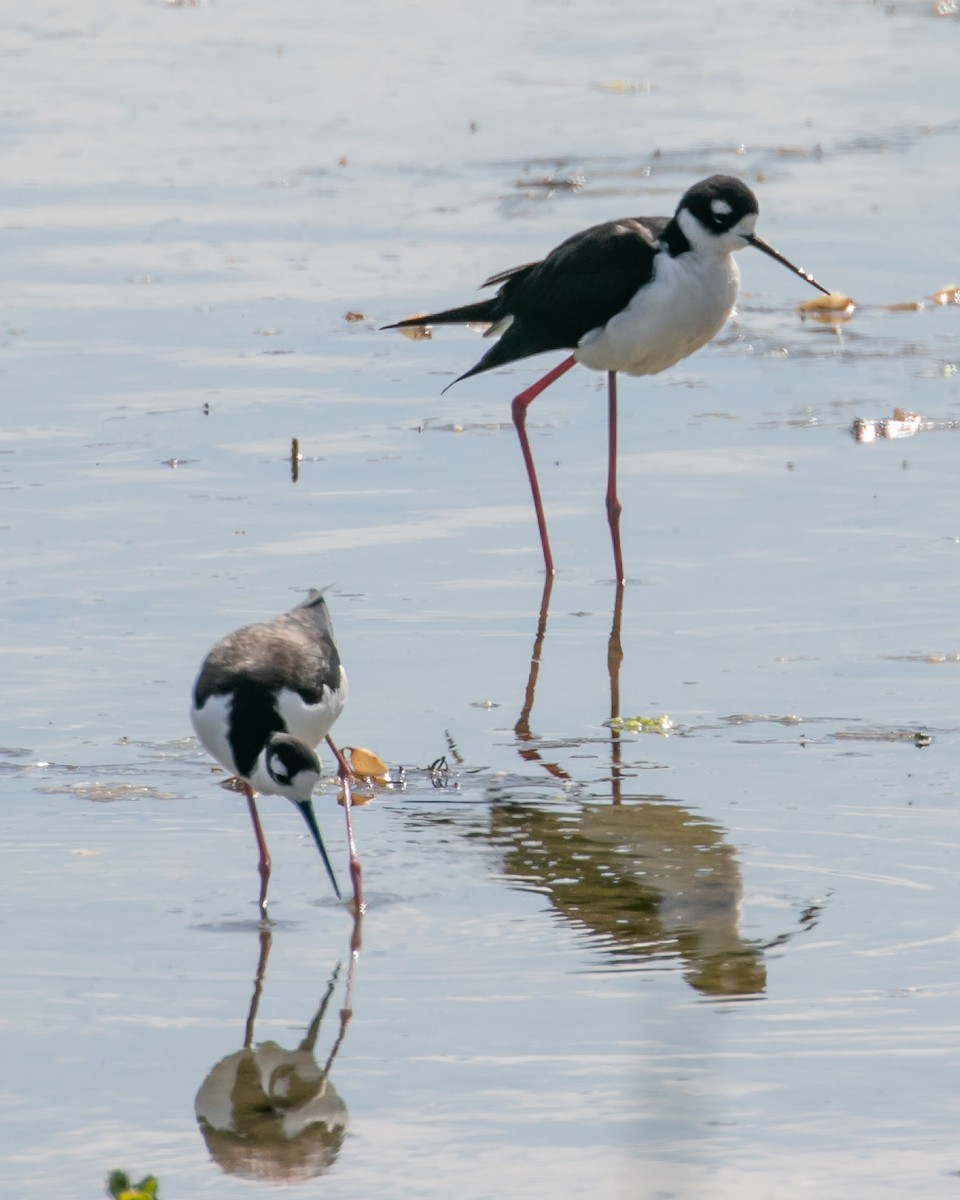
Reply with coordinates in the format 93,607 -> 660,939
194,917 -> 361,1184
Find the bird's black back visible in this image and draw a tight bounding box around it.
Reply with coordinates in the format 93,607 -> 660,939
384,174 -> 769,386
455,215 -> 673,381
193,592 -> 343,779
194,591 -> 341,706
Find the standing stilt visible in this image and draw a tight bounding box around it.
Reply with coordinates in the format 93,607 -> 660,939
385,175 -> 832,576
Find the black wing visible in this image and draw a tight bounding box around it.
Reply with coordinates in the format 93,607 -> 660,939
455,215 -> 669,381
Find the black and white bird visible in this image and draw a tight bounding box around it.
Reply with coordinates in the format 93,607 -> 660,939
384,174 -> 832,582
190,590 -> 353,916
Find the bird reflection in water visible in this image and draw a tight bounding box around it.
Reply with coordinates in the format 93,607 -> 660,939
195,924 -> 359,1182
490,798 -> 768,997
502,579 -> 821,999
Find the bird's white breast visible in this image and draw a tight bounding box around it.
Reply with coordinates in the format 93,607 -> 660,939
275,670 -> 348,747
190,667 -> 348,783
190,692 -> 238,775
574,248 -> 741,377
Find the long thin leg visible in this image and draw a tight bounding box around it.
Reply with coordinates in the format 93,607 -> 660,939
607,581 -> 625,806
605,370 -> 625,585
511,354 -> 577,575
326,735 -> 365,916
241,782 -> 272,920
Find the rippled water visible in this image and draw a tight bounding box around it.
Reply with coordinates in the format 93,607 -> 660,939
2,0 -> 960,1196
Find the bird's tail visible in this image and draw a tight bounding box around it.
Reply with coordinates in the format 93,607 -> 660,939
296,589 -> 337,639
381,298 -> 498,331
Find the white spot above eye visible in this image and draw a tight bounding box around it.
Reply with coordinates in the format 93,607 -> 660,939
711,198 -> 733,217
268,753 -> 286,779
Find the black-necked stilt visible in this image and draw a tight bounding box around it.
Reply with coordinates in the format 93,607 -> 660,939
190,590 -> 361,916
384,175 -> 832,582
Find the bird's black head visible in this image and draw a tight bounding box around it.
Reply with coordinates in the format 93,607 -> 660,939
264,732 -> 322,801
676,174 -> 832,295
677,175 -> 760,235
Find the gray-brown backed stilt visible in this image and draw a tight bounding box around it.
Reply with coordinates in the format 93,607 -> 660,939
190,590 -> 363,915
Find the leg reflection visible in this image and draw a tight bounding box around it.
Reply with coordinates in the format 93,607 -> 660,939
513,574 -> 570,783
195,921 -> 360,1181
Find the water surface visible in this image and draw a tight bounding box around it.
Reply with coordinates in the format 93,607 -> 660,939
2,0 -> 960,1196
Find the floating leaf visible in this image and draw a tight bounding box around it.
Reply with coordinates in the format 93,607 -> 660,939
797,292 -> 856,321
219,775 -> 248,794
107,1172 -> 158,1200
929,285 -> 960,306
339,789 -> 375,806
395,316 -> 432,340
348,746 -> 391,784
596,78 -> 652,93
343,310 -> 366,322
604,714 -> 674,735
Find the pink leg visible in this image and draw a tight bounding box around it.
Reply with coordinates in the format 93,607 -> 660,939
241,782 -> 272,919
511,354 -> 578,575
605,371 -> 625,585
326,736 -> 365,915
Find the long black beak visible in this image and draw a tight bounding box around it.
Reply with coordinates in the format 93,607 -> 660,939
747,233 -> 832,297
296,798 -> 342,901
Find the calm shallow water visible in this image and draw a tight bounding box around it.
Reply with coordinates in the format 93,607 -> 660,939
2,0 -> 960,1196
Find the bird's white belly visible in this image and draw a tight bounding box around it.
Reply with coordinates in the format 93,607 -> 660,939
575,253 -> 740,377
190,692 -> 240,775
275,671 -> 348,747
190,669 -> 348,780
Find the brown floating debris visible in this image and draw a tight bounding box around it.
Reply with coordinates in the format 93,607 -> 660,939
797,292 -> 856,321
929,284 -> 960,306
395,315 -> 432,340
596,79 -> 653,93
339,789 -> 376,807
832,728 -> 932,746
515,175 -> 585,192
344,310 -> 366,322
348,746 -> 391,784
851,408 -> 960,443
